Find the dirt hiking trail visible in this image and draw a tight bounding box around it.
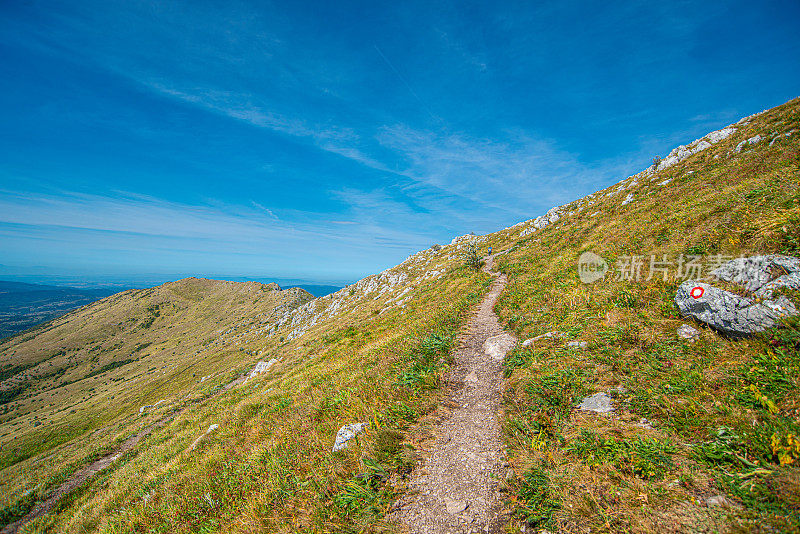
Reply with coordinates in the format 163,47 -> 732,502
392,254 -> 515,533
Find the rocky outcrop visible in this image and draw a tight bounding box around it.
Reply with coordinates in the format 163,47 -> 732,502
712,255 -> 800,298
245,358 -> 279,382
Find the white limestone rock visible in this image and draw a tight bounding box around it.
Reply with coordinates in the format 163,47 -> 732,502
677,324 -> 700,342
521,331 -> 563,347
484,333 -> 517,361
332,422 -> 369,452
577,392 -> 613,414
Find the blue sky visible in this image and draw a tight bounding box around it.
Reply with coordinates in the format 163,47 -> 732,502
1,0 -> 798,285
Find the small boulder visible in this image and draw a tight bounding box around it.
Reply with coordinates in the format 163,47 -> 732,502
705,495 -> 730,507
577,392 -> 613,414
484,333 -> 517,361
521,331 -> 562,347
444,497 -> 468,514
332,422 -> 369,452
566,341 -> 588,349
676,324 -> 700,341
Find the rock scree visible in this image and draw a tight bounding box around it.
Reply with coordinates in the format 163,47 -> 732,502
391,253 -> 514,534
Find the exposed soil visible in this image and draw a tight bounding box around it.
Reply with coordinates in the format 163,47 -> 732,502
391,254 -> 515,533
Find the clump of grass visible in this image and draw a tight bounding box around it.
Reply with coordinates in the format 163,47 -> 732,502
566,429 -> 676,479
512,467 -> 561,529
525,368 -> 588,421
396,332 -> 454,390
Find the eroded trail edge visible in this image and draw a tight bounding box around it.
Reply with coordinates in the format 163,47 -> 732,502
392,255 -> 515,534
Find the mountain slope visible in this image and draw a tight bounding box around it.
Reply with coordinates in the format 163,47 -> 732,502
489,97 -> 799,533
1,96 -> 798,533
0,278 -> 314,524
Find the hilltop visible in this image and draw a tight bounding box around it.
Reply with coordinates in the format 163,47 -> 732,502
1,97 -> 798,533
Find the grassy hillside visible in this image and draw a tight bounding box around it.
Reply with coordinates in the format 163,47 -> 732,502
0,278 -> 313,526
492,97 -> 800,532
1,96 -> 798,533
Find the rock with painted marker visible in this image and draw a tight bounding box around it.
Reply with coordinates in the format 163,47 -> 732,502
675,280 -> 796,338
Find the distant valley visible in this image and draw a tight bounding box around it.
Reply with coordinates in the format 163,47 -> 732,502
0,281 -> 120,339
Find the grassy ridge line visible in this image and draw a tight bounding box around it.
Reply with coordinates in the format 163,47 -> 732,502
5,96 -> 798,532
491,97 -> 799,532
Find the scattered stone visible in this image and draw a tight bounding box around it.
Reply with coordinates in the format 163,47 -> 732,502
245,358 -> 279,382
138,399 -> 166,415
566,341 -> 588,349
332,422 -> 369,452
577,392 -> 613,414
444,497 -> 468,514
621,193 -> 634,206
483,333 -> 517,361
189,423 -> 220,451
520,331 -> 562,347
735,134 -> 763,153
676,324 -> 700,341
675,280 -> 797,338
706,495 -> 730,507
636,417 -> 653,429
465,370 -> 478,384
